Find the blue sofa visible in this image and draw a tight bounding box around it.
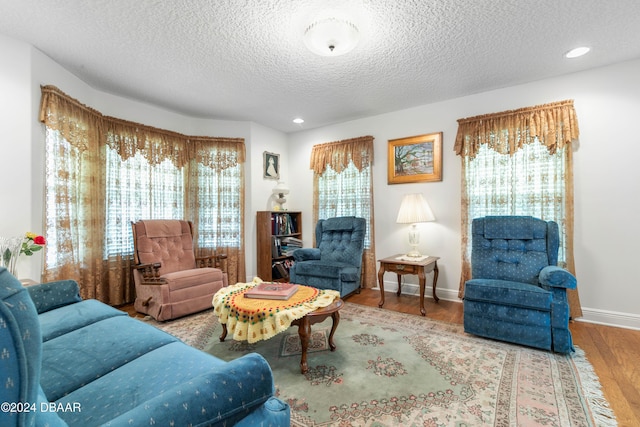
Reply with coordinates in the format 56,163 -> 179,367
289,216 -> 366,297
0,268 -> 290,427
463,216 -> 577,354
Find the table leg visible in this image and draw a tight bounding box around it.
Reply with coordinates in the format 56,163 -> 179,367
297,316 -> 312,374
219,323 -> 228,342
418,268 -> 426,316
396,273 -> 402,296
328,311 -> 340,351
432,262 -> 440,302
377,264 -> 385,307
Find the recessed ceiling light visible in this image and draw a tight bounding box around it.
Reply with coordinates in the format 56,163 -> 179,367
293,118 -> 304,124
565,46 -> 590,59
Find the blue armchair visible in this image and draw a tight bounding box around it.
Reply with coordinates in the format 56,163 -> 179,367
463,216 -> 577,353
289,216 -> 366,297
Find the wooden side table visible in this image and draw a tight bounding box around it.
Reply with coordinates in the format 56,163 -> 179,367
377,254 -> 440,316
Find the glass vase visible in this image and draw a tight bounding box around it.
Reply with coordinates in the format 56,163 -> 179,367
0,236 -> 23,277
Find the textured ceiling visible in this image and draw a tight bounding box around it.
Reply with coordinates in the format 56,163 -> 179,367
2,0 -> 640,133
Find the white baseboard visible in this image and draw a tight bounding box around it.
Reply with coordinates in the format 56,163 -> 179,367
376,281 -> 640,331
574,308 -> 640,331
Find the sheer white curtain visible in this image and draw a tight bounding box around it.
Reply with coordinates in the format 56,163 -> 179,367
463,139 -> 570,264
187,157 -> 246,285
105,148 -> 185,258
317,163 -> 373,248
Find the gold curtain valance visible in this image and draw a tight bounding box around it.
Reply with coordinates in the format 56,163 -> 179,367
310,135 -> 374,174
454,100 -> 579,158
39,85 -> 103,153
39,85 -> 245,169
188,136 -> 246,170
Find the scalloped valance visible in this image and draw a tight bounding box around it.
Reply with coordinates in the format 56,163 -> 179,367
310,135 -> 374,174
39,85 -> 245,170
454,100 -> 579,158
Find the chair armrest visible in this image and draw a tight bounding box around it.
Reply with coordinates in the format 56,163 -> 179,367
292,248 -> 321,262
26,280 -> 82,314
102,353 -> 284,427
196,251 -> 228,272
539,266 -> 577,289
133,262 -> 166,284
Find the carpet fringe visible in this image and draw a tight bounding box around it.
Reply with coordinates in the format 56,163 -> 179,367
571,347 -> 617,426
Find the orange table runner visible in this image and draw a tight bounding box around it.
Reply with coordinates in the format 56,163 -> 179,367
212,277 -> 340,343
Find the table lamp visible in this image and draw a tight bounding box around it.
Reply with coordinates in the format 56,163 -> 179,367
272,181 -> 290,210
396,193 -> 435,258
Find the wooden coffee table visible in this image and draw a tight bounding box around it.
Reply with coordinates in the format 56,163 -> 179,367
291,298 -> 343,374
217,291 -> 343,374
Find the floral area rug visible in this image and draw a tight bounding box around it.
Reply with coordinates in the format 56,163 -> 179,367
146,304 -> 617,426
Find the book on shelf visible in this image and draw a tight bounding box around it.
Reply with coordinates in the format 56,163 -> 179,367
244,282 -> 299,300
280,237 -> 302,257
271,259 -> 294,279
271,236 -> 281,257
281,236 -> 302,247
274,261 -> 288,278
280,247 -> 298,257
272,213 -> 298,235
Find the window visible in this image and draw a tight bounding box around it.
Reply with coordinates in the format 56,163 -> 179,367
317,162 -> 372,248
40,85 -> 245,304
44,129 -> 81,269
191,161 -> 243,248
105,147 -> 185,257
464,138 -> 569,264
310,135 -> 376,288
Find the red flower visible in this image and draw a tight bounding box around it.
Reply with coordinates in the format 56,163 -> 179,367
21,232 -> 46,256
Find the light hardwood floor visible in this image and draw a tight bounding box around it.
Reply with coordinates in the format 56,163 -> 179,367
121,288 -> 640,425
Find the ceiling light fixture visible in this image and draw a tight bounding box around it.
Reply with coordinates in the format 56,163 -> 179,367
293,118 -> 304,124
303,17 -> 360,56
565,46 -> 590,58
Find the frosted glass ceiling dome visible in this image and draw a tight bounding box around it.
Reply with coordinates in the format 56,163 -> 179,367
303,17 -> 360,56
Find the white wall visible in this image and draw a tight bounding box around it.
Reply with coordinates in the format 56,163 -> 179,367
288,59 -> 640,330
1,35 -> 44,280
245,122 -> 289,280
3,32 -> 638,328
286,103 -> 464,310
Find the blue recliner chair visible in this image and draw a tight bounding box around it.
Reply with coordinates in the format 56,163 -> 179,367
289,216 -> 366,297
463,216 -> 577,353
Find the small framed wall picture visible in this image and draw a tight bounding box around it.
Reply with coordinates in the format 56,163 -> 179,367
388,132 -> 443,184
263,151 -> 280,180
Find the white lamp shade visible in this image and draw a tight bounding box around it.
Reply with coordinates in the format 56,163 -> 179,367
272,181 -> 290,195
396,193 -> 435,224
303,18 -> 360,56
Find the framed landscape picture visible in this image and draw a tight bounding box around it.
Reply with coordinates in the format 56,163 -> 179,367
388,132 -> 442,184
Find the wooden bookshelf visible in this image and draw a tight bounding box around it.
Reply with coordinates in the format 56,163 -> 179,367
256,211 -> 303,282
